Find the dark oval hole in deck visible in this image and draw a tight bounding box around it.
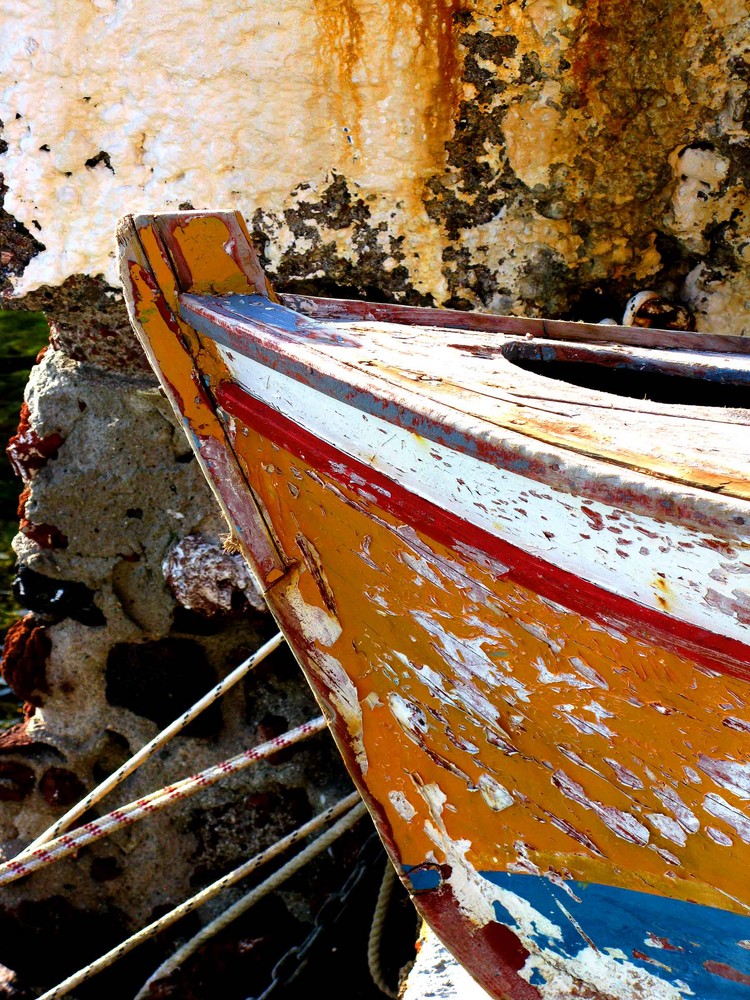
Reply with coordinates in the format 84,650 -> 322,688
500,342 -> 750,408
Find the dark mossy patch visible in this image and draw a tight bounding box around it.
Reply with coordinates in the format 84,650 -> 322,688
13,568 -> 106,627
252,173 -> 435,306
424,28 -> 527,308
16,273 -> 149,373
0,760 -> 35,801
105,638 -> 220,735
0,141 -> 45,298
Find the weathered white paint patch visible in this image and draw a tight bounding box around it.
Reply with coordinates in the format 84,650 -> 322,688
604,759 -> 644,790
553,770 -> 651,846
533,656 -> 592,689
306,649 -> 366,773
388,790 -> 417,822
282,579 -> 343,647
410,610 -> 507,724
400,551 -> 445,588
477,774 -> 514,813
414,780 -> 498,927
217,348 -> 750,645
704,793 -> 750,844
706,825 -> 733,846
556,707 -> 614,739
698,755 -> 750,800
387,693 -> 429,743
566,657 -> 608,688
491,887 -> 690,999
653,786 -> 700,833
519,621 -> 564,655
413,663 -> 449,701
525,943 -> 693,1000
647,813 -> 688,847
358,534 -> 381,571
362,690 -> 381,709
499,892 -> 693,1000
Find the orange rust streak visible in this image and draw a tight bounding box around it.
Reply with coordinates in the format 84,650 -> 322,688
311,0 -> 463,167
408,0 -> 465,161
229,412 -> 750,917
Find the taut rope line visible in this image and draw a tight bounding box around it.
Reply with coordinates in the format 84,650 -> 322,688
0,715 -> 326,888
134,801 -> 369,999
37,795 -> 366,1000
15,631 -> 285,860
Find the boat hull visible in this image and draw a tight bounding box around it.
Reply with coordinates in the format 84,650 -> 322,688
118,211 -> 750,1000
220,383 -> 750,999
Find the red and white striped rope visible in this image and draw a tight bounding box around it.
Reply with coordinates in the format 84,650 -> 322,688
38,793 -> 367,1000
16,632 -> 285,859
0,715 -> 326,888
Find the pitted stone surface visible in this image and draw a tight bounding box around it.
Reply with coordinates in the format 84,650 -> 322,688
163,533 -> 266,617
0,344 -> 358,997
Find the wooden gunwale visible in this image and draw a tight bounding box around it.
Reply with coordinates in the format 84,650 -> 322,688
178,291 -> 750,518
217,378 -> 750,683
280,292 -> 750,355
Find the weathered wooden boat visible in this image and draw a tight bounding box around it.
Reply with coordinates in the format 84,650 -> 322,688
118,210 -> 750,1000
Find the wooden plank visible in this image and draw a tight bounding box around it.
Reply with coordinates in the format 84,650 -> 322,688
178,291 -> 750,501
282,292 -> 750,355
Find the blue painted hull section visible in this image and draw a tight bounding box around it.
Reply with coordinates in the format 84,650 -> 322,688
407,867 -> 750,996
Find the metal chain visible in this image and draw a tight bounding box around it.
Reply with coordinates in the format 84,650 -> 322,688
250,828 -> 389,1000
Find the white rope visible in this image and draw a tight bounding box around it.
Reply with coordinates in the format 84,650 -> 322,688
36,793 -> 365,1000
367,861 -> 398,998
0,715 -> 327,888
16,632 -> 285,860
134,800 -> 369,1000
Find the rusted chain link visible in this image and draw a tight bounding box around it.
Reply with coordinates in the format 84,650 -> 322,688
135,800 -> 369,999
252,828 -> 390,999
36,794 -> 364,1000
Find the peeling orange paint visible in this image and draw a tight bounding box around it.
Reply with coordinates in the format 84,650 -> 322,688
236,416 -> 750,917
118,208 -> 750,999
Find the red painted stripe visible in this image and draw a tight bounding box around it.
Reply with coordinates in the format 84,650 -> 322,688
217,380 -> 750,682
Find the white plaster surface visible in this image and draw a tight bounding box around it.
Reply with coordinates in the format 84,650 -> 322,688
0,0 -> 449,296
3,0 -> 749,332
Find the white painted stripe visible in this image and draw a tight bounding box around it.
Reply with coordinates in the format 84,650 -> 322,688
217,347 -> 750,646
